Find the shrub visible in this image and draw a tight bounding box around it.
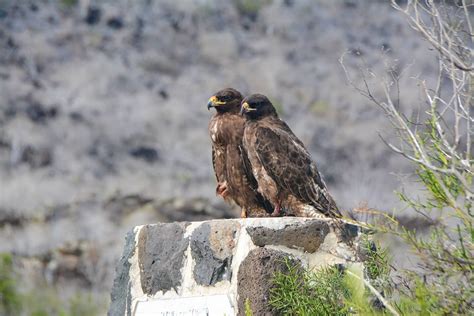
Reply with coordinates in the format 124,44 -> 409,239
272,0 -> 472,314
270,260 -> 350,315
340,0 -> 472,313
0,253 -> 21,316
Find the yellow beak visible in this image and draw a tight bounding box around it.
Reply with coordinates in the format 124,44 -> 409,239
207,96 -> 226,110
241,102 -> 256,114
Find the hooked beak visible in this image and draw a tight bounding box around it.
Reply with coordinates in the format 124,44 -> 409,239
207,96 -> 225,111
240,102 -> 256,115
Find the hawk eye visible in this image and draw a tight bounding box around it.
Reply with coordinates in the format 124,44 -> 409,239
220,95 -> 232,102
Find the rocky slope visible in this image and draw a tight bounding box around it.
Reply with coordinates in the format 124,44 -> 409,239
0,0 -> 437,311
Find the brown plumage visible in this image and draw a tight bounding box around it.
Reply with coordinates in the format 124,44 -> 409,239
240,94 -> 341,218
207,88 -> 272,218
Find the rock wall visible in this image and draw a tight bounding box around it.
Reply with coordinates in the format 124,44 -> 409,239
109,217 -> 362,315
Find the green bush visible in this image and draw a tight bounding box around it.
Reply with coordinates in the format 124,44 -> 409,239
269,237 -> 393,316
270,260 -> 351,315
0,252 -> 104,316
0,253 -> 22,316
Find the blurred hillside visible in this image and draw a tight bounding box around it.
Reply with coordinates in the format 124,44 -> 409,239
0,0 -> 438,313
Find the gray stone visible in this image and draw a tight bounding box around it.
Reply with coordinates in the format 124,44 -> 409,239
137,222 -> 189,295
191,220 -> 239,286
237,248 -> 302,316
338,222 -> 360,244
109,230 -> 136,316
246,220 -> 330,252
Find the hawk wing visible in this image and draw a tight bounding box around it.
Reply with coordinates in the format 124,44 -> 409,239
239,144 -> 273,213
253,119 -> 340,217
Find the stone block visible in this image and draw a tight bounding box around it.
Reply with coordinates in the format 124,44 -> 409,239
246,220 -> 330,252
109,217 -> 362,315
237,248 -> 302,315
138,222 -> 189,295
191,220 -> 240,286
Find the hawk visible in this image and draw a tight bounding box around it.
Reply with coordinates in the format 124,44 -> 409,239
240,94 -> 341,218
207,88 -> 272,218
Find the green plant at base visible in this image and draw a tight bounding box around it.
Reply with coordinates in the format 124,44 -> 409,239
270,259 -> 350,316
343,265 -> 390,316
360,236 -> 391,282
269,238 -> 461,315
395,277 -> 442,316
244,298 -> 253,316
0,253 -> 21,316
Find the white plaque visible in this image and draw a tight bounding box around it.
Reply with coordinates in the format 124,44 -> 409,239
134,294 -> 235,316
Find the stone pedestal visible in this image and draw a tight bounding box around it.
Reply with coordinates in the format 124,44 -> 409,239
109,217 -> 362,316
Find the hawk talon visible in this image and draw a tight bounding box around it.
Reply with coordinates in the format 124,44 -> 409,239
216,182 -> 228,197
271,204 -> 282,217
221,188 -> 230,198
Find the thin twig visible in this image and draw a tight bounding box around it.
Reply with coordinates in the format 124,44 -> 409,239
346,270 -> 401,316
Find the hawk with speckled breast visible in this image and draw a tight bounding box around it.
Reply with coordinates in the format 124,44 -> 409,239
207,88 -> 273,218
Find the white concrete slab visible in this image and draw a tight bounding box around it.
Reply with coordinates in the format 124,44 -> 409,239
134,294 -> 234,316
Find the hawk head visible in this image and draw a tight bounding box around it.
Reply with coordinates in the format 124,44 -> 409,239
207,88 -> 243,113
240,94 -> 278,119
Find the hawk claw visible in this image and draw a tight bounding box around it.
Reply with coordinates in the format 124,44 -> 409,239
240,208 -> 247,218
216,182 -> 229,198
271,203 -> 281,217
221,188 -> 230,198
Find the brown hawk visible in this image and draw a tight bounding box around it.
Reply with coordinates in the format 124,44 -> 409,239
240,93 -> 340,218
207,88 -> 272,218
